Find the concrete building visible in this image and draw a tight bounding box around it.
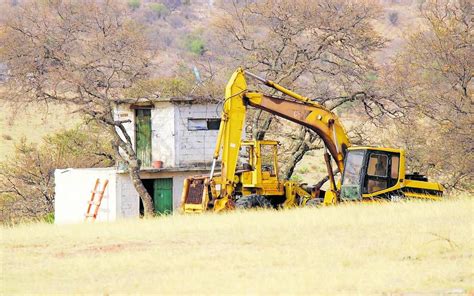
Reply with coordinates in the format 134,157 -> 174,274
55,97 -> 221,223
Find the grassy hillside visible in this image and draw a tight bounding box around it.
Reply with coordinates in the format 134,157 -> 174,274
0,102 -> 79,160
2,198 -> 473,294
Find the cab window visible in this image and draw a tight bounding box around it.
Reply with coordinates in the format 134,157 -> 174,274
261,144 -> 276,177
364,153 -> 400,194
342,150 -> 365,185
366,154 -> 388,194
367,154 -> 388,177
391,156 -> 399,179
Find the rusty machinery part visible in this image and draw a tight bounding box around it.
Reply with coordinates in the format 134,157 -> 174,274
186,178 -> 206,205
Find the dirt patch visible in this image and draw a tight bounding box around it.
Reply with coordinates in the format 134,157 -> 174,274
8,243 -> 49,249
54,241 -> 151,258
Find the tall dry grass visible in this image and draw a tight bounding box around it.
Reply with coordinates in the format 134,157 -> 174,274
1,197 -> 473,294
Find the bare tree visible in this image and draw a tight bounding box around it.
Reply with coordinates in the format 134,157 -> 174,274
213,0 -> 398,178
389,0 -> 473,190
0,0 -> 156,216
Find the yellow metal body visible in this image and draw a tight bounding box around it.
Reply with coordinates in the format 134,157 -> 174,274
348,147 -> 443,201
181,139 -> 310,213
181,68 -> 443,213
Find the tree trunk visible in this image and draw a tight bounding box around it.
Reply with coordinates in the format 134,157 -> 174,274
253,111 -> 274,140
110,124 -> 155,217
282,128 -> 311,179
127,157 -> 155,217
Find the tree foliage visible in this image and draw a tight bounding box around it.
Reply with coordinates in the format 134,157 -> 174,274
0,0 -> 156,215
213,0 -> 396,178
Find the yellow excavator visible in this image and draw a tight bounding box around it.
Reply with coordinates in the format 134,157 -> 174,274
181,68 -> 443,213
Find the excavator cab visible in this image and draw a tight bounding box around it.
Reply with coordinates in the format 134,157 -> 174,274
340,147 -> 442,201
239,140 -> 283,195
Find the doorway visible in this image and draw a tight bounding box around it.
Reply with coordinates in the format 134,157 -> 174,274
135,109 -> 152,167
154,178 -> 173,215
140,178 -> 173,216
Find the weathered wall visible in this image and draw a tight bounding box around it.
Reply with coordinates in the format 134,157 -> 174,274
55,168 -> 140,224
151,102 -> 175,167
116,173 -> 140,219
114,101 -> 221,169
55,168 -> 118,224
55,168 -> 208,222
174,103 -> 221,167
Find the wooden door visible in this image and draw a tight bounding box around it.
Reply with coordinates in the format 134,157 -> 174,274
135,109 -> 152,167
154,178 -> 173,215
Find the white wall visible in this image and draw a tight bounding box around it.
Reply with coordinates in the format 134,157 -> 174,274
114,101 -> 221,169
175,103 -> 221,167
151,102 -> 175,167
172,174 -> 188,210
116,173 -> 140,218
55,168 -> 209,222
55,168 -> 140,224
55,168 -> 117,224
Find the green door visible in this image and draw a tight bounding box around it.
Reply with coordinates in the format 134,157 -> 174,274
135,109 -> 152,167
154,178 -> 173,215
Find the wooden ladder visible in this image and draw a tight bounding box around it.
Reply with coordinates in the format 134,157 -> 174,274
85,178 -> 109,222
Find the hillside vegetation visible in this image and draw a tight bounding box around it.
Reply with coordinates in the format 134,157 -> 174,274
2,198 -> 473,294
0,0 -> 435,159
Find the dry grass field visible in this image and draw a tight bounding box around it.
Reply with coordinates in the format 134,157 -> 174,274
0,102 -> 79,160
1,197 -> 473,294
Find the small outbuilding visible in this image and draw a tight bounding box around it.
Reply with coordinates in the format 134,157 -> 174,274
55,97 -> 221,223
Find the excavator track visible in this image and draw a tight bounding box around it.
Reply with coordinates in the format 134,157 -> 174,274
235,195 -> 272,209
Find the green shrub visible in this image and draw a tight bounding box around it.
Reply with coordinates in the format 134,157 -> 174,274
43,213 -> 54,224
184,34 -> 206,55
125,77 -> 193,98
367,72 -> 378,81
149,3 -> 170,19
125,66 -> 222,99
127,0 -> 141,10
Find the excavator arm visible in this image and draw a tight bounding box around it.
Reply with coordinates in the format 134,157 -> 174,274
210,68 -> 351,211
209,69 -> 248,211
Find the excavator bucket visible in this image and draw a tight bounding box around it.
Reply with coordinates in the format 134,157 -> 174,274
181,176 -> 209,213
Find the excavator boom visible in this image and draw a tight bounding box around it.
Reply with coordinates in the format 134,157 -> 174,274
241,70 -> 351,172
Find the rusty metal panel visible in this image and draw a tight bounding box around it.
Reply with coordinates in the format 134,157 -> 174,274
185,178 -> 205,205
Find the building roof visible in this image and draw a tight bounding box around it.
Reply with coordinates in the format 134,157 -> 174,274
114,95 -> 221,106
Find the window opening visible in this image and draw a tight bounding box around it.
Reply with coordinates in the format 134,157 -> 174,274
342,150 -> 365,185
367,154 -> 388,177
261,144 -> 275,177
188,118 -> 221,131
391,156 -> 400,179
